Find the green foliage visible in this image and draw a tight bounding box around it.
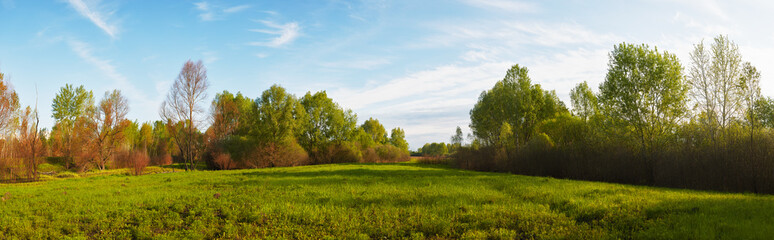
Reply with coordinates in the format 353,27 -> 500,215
470,65 -> 567,147
570,81 -> 598,121
298,91 -> 358,153
1,163 -> 772,239
753,97 -> 774,128
51,84 -> 94,125
252,85 -> 305,145
389,127 -> 409,152
599,43 -> 688,149
55,171 -> 80,178
361,118 -> 388,144
421,142 -> 448,157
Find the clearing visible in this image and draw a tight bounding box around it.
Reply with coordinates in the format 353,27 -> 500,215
1,162 -> 773,239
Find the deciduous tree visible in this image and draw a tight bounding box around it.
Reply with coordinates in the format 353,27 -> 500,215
160,60 -> 210,171
92,90 -> 129,170
51,84 -> 93,169
599,43 -> 687,151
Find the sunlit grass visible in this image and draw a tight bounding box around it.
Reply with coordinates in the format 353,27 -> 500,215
1,162 -> 772,239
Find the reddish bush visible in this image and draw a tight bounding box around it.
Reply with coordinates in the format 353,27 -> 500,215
151,154 -> 173,166
248,142 -> 309,168
213,152 -> 236,170
115,150 -> 150,176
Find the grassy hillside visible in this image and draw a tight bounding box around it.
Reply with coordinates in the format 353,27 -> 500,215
1,162 -> 773,239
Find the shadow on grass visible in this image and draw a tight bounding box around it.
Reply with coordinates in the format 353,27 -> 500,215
633,196 -> 774,239
235,163 -> 481,180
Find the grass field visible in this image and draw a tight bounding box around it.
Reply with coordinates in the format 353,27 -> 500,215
1,162 -> 773,239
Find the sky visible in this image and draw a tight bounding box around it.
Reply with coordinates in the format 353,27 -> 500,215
1,0 -> 774,150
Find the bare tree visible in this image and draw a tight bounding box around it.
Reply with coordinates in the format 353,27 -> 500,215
688,35 -> 744,138
160,60 -> 209,171
19,106 -> 43,179
0,70 -> 19,180
93,90 -> 129,170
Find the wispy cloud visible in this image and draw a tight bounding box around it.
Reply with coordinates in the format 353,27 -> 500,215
67,39 -> 158,121
320,58 -> 391,70
460,0 -> 538,12
223,5 -> 250,13
327,62 -> 510,148
66,0 -> 119,38
248,20 -> 301,47
1,0 -> 14,9
194,1 -> 251,21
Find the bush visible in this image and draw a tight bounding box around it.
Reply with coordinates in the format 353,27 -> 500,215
213,153 -> 236,170
114,150 -> 150,176
56,172 -> 80,178
248,142 -> 309,168
151,154 -> 173,166
374,144 -> 410,163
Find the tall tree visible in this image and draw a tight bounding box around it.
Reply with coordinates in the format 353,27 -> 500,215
252,85 -> 304,145
51,84 -> 93,169
361,118 -> 387,144
687,35 -> 744,135
451,126 -> 464,147
599,43 -> 688,150
470,65 -> 567,146
160,60 -> 210,171
209,91 -> 241,141
0,70 -> 19,136
389,127 -> 409,152
298,91 -> 357,154
740,62 -> 761,136
93,90 -> 129,170
569,81 -> 598,121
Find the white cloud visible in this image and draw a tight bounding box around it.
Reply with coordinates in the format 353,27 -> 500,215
223,5 -> 250,13
672,11 -> 731,35
67,39 -> 160,122
248,20 -> 301,47
194,1 -> 250,21
66,0 -> 119,38
202,51 -> 219,64
327,62 -> 511,148
460,0 -> 538,12
421,20 -> 621,52
320,58 -> 391,70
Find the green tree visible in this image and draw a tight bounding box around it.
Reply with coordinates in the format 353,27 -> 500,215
298,91 -> 357,153
450,126 -> 464,151
361,118 -> 387,144
51,84 -> 94,169
753,97 -> 774,129
740,62 -> 761,132
252,85 -> 305,145
470,65 -> 567,146
570,81 -> 598,121
599,43 -> 688,150
389,127 -> 408,152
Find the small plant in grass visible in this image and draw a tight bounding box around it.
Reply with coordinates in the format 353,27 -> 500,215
55,172 -> 80,178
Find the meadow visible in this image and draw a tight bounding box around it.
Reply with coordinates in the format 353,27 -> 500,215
1,162 -> 773,239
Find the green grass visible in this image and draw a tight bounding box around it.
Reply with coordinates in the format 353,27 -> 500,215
1,162 -> 773,239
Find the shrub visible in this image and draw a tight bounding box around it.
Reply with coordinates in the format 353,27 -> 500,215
248,142 -> 309,168
374,144 -> 410,163
115,150 -> 151,176
151,154 -> 173,166
213,152 -> 236,170
56,172 -> 80,178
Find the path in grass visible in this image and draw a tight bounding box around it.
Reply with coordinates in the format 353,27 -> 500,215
1,162 -> 773,239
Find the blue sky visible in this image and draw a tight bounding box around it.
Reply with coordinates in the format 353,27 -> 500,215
1,0 -> 773,149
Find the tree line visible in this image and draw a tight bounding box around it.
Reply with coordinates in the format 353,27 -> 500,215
453,35 -> 774,194
0,60 -> 409,181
